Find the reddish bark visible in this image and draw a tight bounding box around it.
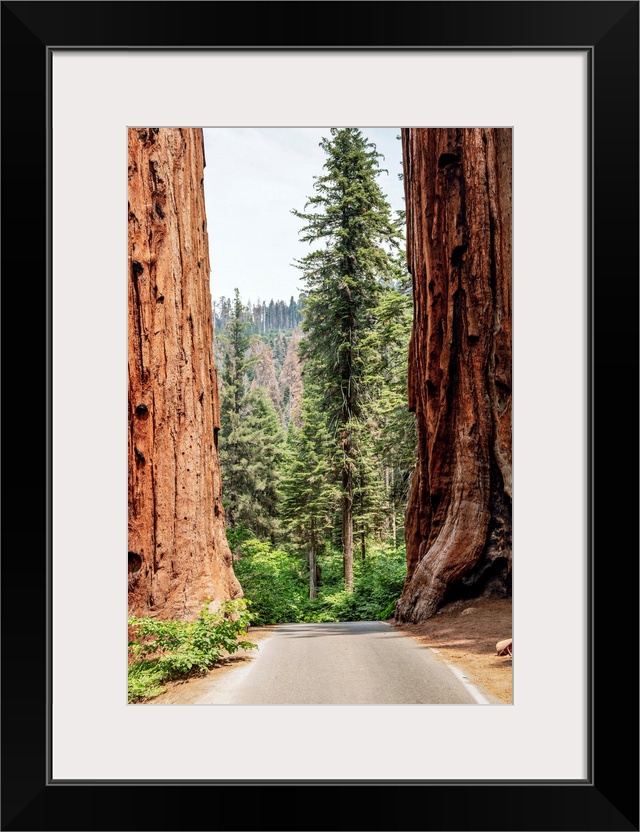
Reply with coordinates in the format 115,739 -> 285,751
128,128 -> 242,620
396,128 -> 512,623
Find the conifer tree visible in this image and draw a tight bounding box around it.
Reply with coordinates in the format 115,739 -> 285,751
235,387 -> 285,541
362,274 -> 416,547
219,289 -> 286,542
280,390 -> 337,598
219,289 -> 253,526
292,128 -> 402,590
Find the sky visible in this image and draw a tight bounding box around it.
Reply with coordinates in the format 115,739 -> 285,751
202,127 -> 405,304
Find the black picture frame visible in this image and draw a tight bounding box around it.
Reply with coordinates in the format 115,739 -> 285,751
2,2 -> 638,830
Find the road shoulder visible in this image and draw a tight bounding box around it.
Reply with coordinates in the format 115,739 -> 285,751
391,596 -> 513,704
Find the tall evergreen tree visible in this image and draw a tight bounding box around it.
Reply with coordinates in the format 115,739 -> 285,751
219,289 -> 254,527
362,274 -> 416,548
292,128 -> 402,590
280,390 -> 338,598
288,296 -> 297,329
219,289 -> 286,542
234,387 -> 285,541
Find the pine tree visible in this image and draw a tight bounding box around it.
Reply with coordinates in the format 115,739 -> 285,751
288,296 -> 297,329
219,289 -> 254,527
280,390 -> 338,598
235,387 -> 285,541
292,128 -> 402,590
351,416 -> 384,559
219,289 -> 286,542
362,271 -> 416,548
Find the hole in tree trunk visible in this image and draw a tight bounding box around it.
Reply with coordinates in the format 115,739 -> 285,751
450,245 -> 467,268
128,552 -> 142,574
438,153 -> 460,169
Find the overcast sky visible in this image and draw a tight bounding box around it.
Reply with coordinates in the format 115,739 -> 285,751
203,127 -> 405,304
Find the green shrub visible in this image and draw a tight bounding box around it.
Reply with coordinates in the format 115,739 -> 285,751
226,523 -> 254,553
349,545 -> 407,620
128,598 -> 256,702
233,539 -> 406,624
305,546 -> 407,622
232,539 -> 308,624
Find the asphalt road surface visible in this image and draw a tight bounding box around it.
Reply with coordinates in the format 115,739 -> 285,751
194,621 -> 481,704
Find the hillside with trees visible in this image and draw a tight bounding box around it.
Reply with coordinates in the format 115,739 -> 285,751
213,129 -> 417,620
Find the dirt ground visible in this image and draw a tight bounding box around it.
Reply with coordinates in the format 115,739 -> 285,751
391,596 -> 512,704
140,597 -> 512,705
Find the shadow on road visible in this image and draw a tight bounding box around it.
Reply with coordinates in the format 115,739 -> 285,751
273,621 -> 406,639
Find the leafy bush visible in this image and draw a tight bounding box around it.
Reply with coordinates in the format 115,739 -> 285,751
226,523 -> 254,553
306,545 -> 407,622
128,598 -> 256,702
232,539 -> 308,624
349,545 -> 407,620
234,539 -> 407,624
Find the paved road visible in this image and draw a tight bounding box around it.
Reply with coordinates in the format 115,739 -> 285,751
194,621 -> 481,704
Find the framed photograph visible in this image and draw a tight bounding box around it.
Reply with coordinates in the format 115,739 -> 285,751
3,1 -> 637,830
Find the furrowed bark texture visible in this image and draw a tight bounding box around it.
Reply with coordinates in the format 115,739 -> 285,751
128,127 -> 242,620
396,128 -> 512,623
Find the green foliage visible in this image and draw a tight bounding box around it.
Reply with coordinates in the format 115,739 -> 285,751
219,290 -> 286,541
280,390 -> 339,546
292,128 -> 407,586
233,539 -> 406,625
127,598 -> 256,702
214,294 -> 303,334
231,388 -> 285,540
127,663 -> 166,702
232,539 -> 308,625
352,545 -> 408,619
359,282 -> 417,543
304,545 -> 407,622
226,523 -> 254,551
216,131 -> 417,597
294,129 -> 402,427
219,289 -> 257,528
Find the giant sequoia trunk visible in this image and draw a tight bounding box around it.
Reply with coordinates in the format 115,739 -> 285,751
395,128 -> 512,623
128,127 -> 242,620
